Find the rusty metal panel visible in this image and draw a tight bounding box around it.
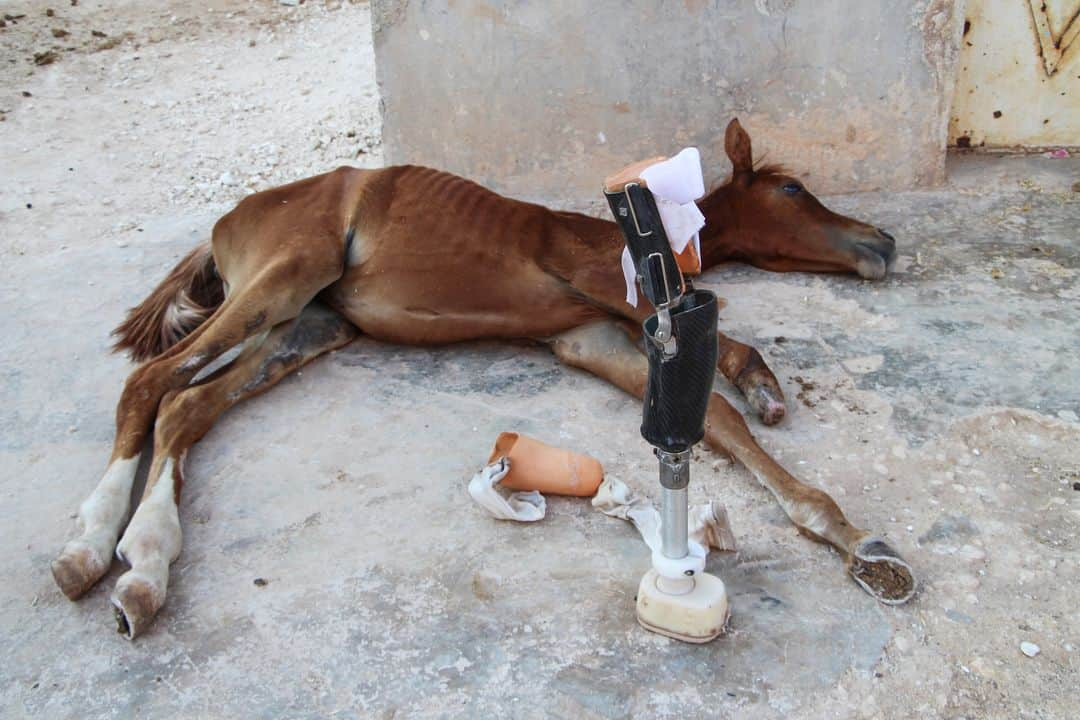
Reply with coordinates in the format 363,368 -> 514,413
950,0 -> 1080,148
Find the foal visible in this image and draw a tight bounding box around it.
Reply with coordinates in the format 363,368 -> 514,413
52,119 -> 909,639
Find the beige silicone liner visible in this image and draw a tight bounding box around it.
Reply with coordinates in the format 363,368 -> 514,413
488,432 -> 604,497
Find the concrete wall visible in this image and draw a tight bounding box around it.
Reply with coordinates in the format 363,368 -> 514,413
371,1 -> 964,208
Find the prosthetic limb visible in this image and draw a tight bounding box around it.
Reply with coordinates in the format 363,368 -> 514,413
604,157 -> 729,643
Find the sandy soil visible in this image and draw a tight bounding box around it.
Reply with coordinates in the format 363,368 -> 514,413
1,0 -> 380,260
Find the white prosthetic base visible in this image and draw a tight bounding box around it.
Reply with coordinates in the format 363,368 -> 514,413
636,569 -> 730,643
634,468 -> 731,643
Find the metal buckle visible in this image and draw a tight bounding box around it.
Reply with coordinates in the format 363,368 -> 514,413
623,183 -> 653,237
651,309 -> 678,359
622,182 -> 684,359
647,252 -> 683,310
643,251 -> 683,358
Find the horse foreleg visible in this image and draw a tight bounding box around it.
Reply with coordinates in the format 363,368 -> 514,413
109,302 -> 357,638
716,331 -> 787,426
702,393 -> 915,603
549,320 -> 915,604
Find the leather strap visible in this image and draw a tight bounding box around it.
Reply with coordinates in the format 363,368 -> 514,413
605,184 -> 685,308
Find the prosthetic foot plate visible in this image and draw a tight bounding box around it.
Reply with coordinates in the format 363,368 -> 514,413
636,569 -> 729,643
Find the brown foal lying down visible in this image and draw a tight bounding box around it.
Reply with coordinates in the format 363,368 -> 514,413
52,119 -> 910,639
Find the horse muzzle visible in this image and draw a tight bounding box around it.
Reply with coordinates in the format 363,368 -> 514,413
852,228 -> 897,280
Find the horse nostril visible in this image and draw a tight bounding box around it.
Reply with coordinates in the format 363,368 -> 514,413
875,228 -> 897,257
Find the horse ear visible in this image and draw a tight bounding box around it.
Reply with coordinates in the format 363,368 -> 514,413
724,118 -> 753,175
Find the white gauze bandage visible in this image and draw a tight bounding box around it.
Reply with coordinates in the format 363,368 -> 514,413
591,477 -> 736,554
619,147 -> 707,307
466,467 -> 736,556
467,458 -> 547,522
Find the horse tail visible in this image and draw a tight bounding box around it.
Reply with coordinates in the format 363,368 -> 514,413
111,241 -> 224,362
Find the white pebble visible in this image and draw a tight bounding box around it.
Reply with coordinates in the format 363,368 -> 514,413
1020,641 -> 1040,657
958,544 -> 986,561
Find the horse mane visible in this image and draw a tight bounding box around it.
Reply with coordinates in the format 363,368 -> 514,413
707,161 -> 791,192
752,162 -> 789,177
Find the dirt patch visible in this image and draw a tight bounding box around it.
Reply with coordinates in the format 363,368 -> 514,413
0,0 -> 381,260
792,375 -> 817,407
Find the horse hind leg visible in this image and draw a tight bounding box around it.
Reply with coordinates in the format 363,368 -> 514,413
110,302 -> 357,638
53,245 -> 343,603
50,310 -> 227,602
51,455 -> 143,600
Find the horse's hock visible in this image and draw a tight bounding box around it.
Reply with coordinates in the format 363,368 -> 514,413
370,0 -> 964,205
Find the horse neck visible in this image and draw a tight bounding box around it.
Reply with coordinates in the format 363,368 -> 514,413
541,181 -> 741,276
695,182 -> 741,268
544,209 -> 624,263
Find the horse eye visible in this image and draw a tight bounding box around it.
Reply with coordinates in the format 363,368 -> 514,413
781,182 -> 802,195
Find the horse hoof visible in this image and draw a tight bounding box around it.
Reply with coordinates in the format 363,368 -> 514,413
110,572 -> 165,640
51,542 -> 110,600
848,537 -> 916,605
749,384 -> 786,426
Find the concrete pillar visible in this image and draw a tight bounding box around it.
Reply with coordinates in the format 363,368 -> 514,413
371,1 -> 964,209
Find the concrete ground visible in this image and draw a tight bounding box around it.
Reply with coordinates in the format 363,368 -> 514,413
1,3 -> 1078,719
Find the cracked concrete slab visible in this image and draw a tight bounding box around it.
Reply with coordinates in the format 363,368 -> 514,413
3,156 -> 1077,719
1,0 -> 1077,715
